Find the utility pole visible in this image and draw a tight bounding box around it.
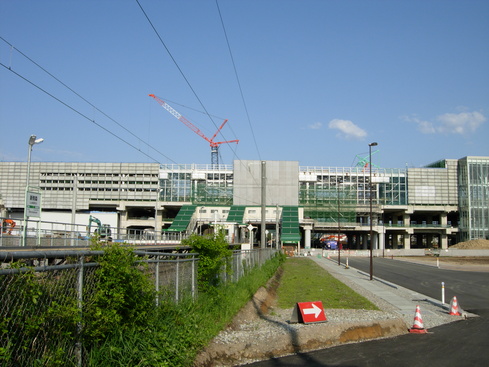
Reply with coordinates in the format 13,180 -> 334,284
261,161 -> 266,249
276,204 -> 280,249
369,142 -> 378,280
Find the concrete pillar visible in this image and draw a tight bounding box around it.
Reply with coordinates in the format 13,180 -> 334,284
304,226 -> 312,249
441,213 -> 448,226
440,233 -> 448,249
403,233 -> 411,249
378,230 -> 385,252
403,214 -> 410,227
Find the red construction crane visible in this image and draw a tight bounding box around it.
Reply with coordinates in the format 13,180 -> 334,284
149,94 -> 239,166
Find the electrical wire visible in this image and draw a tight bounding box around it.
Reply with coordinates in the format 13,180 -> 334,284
0,37 -> 176,164
212,1 -> 268,197
135,1 -> 218,131
215,0 -> 261,161
135,0 -> 241,164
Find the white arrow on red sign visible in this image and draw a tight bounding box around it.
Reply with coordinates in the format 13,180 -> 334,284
297,301 -> 327,323
302,303 -> 322,318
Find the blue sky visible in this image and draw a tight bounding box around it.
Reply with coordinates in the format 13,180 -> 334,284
1,0 -> 488,169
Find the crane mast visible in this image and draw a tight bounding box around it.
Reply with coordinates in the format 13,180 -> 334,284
149,94 -> 238,166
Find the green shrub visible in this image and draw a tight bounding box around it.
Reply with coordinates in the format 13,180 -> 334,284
0,263 -> 79,367
182,232 -> 233,292
83,243 -> 156,344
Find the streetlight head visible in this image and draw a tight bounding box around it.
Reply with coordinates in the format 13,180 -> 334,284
28,135 -> 44,146
369,142 -> 378,147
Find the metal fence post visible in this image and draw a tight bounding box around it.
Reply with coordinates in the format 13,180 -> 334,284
155,256 -> 160,307
76,254 -> 84,367
191,254 -> 196,299
236,252 -> 240,282
175,259 -> 180,303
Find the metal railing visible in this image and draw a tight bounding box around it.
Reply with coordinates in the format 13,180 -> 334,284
0,217 -> 191,247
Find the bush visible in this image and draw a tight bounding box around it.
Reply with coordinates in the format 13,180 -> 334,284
83,242 -> 156,344
0,263 -> 80,367
182,232 -> 233,292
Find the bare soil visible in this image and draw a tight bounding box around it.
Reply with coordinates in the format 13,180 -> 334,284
451,239 -> 489,249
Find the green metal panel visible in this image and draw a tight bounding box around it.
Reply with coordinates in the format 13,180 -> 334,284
164,205 -> 197,232
281,206 -> 301,243
226,205 -> 246,224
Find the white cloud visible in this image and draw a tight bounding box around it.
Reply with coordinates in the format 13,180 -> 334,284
402,115 -> 436,134
405,111 -> 486,134
328,119 -> 367,140
436,111 -> 486,134
308,122 -> 323,130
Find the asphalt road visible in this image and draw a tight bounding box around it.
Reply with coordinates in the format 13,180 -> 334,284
245,258 -> 489,367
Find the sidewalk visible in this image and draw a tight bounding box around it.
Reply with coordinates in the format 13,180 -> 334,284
310,256 -> 471,328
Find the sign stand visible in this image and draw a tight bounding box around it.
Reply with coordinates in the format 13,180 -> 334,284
289,301 -> 327,324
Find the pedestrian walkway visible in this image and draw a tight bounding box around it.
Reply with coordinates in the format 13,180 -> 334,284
309,256 -> 467,328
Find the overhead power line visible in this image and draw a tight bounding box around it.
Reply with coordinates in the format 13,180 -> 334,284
135,0 -> 241,163
0,36 -> 176,164
215,0 -> 261,161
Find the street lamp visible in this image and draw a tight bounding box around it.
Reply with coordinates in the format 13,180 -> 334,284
337,182 -> 341,266
154,188 -> 161,246
23,135 -> 44,246
369,142 -> 378,280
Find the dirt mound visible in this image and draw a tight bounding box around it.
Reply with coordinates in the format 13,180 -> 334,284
452,239 -> 489,249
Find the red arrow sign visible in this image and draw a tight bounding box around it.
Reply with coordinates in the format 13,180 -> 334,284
297,301 -> 327,323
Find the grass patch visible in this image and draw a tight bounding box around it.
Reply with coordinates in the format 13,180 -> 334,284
276,257 -> 378,310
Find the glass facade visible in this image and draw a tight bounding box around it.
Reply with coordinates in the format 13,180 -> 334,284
159,164 -> 234,204
458,157 -> 489,241
158,164 -> 408,223
299,166 -> 407,223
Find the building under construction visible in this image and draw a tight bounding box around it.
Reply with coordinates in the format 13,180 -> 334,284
0,156 -> 488,249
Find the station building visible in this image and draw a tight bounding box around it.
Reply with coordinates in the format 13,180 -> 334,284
0,156 -> 488,250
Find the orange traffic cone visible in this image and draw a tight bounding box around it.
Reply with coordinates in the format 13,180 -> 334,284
449,296 -> 461,316
409,305 -> 428,334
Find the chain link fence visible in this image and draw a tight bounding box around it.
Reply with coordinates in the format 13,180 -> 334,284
0,247 -> 277,366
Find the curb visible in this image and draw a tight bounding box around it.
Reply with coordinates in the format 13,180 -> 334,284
195,318 -> 407,366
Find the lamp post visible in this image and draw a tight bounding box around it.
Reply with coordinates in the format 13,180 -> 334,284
337,182 -> 341,266
22,135 -> 44,247
368,142 -> 377,280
